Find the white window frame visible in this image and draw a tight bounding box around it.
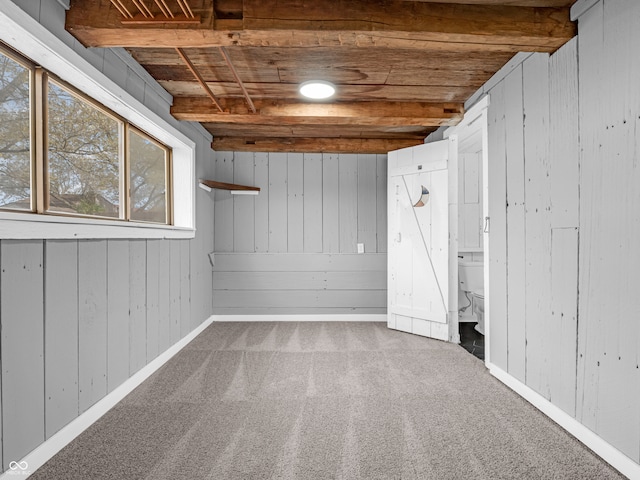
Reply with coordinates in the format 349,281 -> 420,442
0,1 -> 195,239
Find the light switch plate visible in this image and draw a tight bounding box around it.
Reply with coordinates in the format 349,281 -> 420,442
357,243 -> 365,254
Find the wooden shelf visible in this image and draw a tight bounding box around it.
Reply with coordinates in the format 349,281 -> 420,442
199,179 -> 260,193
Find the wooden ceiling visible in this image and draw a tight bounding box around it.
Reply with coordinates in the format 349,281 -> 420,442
65,0 -> 577,153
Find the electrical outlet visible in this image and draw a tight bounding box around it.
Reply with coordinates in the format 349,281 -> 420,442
357,243 -> 365,254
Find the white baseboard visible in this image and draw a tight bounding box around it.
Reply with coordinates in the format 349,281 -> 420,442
1,315 -> 216,479
488,363 -> 638,480
212,314 -> 387,322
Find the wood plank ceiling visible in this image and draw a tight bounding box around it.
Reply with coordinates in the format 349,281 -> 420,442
65,0 -> 577,153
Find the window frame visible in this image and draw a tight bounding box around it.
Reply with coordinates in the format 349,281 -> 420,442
126,123 -> 173,225
0,3 -> 196,239
0,44 -> 37,213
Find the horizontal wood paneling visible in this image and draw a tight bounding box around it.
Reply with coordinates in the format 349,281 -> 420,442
214,253 -> 386,272
213,290 -> 386,309
213,253 -> 386,314
213,270 -> 386,291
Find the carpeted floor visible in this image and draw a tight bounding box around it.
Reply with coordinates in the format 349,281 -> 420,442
32,322 -> 624,479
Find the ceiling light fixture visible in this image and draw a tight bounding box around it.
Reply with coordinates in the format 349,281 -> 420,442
299,80 -> 336,100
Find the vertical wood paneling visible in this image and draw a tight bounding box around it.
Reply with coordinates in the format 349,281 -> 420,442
213,149 -> 388,314
157,240 -> 172,353
180,240 -> 191,337
214,151 -> 234,252
376,154 -> 387,253
254,152 -> 270,252
169,240 -> 181,343
523,53 -> 552,399
107,240 -> 129,392
287,153 -> 304,253
549,227 -> 578,416
269,152 -> 288,253
322,153 -> 340,253
487,81 -> 508,370
0,4 -> 215,469
234,151 -> 255,252
357,153 -> 377,253
458,152 -> 483,251
575,0 -> 603,432
463,153 -> 480,204
547,37 -> 580,417
78,240 -> 107,413
577,0 -> 640,460
550,37 -> 580,229
146,239 -> 160,362
303,153 -> 323,253
339,154 -> 358,253
44,240 -> 79,438
129,240 -> 147,375
1,240 -> 44,468
463,205 -> 480,248
504,66 -> 527,383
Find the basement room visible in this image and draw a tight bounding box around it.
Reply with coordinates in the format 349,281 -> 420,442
0,0 -> 638,478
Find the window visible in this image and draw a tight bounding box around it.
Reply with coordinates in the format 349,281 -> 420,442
0,47 -> 31,211
128,127 -> 170,224
0,43 -> 172,225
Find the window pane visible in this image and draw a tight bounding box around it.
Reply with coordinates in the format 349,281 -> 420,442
0,50 -> 31,210
47,81 -> 121,218
129,129 -> 167,224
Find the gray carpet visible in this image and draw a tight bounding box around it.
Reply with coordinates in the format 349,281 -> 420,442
32,322 -> 625,479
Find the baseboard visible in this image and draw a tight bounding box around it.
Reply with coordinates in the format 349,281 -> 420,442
488,363 -> 638,480
1,315 -> 216,479
212,314 -> 387,322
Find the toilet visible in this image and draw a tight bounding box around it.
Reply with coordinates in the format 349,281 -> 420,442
458,260 -> 485,335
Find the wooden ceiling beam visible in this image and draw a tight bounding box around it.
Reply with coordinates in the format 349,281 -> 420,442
171,97 -> 463,127
211,137 -> 424,154
161,81 -> 478,103
66,1 -> 575,53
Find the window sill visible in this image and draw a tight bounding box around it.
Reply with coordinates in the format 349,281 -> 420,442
0,212 -> 195,240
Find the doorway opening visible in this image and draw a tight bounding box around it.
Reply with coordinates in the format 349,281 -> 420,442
444,96 -> 490,363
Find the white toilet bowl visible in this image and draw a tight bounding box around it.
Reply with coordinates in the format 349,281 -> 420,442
472,292 -> 484,335
458,260 -> 485,335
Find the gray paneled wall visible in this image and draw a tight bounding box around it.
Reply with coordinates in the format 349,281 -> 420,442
214,152 -> 387,254
487,0 -> 640,465
0,238 -> 202,466
458,152 -> 483,252
488,46 -> 579,403
575,0 -> 640,462
0,0 -> 215,470
213,151 -> 387,314
488,44 -> 581,415
213,253 -> 387,315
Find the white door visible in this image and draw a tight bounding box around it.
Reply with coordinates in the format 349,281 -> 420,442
387,139 -> 458,342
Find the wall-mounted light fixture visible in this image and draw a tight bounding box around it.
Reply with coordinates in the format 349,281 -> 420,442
299,80 -> 336,100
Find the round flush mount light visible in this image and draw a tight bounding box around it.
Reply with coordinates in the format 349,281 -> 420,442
299,80 -> 336,100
